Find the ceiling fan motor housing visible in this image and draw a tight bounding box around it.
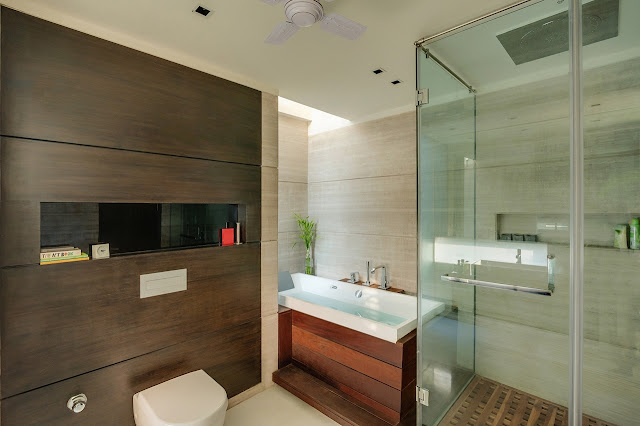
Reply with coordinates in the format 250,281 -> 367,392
285,0 -> 324,27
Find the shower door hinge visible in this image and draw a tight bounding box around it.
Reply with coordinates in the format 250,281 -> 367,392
416,89 -> 429,106
416,386 -> 430,406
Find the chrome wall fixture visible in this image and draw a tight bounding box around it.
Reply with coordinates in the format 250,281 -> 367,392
420,49 -> 475,93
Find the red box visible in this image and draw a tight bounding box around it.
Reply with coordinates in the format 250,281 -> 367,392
220,228 -> 235,246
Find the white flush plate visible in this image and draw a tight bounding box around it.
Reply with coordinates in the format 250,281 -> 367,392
140,269 -> 187,298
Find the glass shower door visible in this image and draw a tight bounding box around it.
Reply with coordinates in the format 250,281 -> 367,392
417,52 -> 477,426
417,2 -> 573,424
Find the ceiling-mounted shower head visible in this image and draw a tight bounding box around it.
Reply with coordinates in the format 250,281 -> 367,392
497,0 -> 619,65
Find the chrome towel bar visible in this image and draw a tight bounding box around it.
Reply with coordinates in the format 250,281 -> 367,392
441,254 -> 556,296
441,274 -> 553,296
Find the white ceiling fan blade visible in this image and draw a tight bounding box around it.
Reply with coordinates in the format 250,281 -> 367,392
318,13 -> 366,40
265,21 -> 299,45
259,0 -> 285,5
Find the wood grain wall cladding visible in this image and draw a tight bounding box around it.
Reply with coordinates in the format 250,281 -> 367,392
0,8 -> 262,165
0,243 -> 260,398
0,201 -> 41,267
278,307 -> 293,368
0,137 -> 261,266
291,310 -> 415,368
0,138 -> 260,205
1,320 -> 261,426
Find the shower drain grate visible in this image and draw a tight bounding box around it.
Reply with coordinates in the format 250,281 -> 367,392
440,376 -> 615,426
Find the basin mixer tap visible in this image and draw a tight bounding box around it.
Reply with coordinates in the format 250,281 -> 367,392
364,261 -> 372,286
370,265 -> 389,290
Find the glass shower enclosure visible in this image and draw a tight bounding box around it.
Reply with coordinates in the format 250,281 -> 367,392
416,0 -> 639,424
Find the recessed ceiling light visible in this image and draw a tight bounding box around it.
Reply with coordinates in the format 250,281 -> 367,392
372,68 -> 385,75
391,80 -> 402,85
193,5 -> 212,17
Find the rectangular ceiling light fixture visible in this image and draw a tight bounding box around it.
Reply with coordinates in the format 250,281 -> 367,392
497,0 -> 619,65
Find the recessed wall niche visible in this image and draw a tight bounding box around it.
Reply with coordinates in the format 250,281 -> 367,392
40,202 -> 243,256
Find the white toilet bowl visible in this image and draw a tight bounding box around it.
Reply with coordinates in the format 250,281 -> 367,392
133,370 -> 228,426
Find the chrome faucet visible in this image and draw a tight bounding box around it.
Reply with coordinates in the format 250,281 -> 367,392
364,260 -> 371,286
370,265 -> 389,290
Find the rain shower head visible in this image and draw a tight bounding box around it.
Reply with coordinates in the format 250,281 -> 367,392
497,0 -> 619,65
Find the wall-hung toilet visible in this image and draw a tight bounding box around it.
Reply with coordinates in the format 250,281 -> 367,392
133,370 -> 228,426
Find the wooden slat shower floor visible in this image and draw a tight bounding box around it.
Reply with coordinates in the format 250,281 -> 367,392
440,376 -> 614,426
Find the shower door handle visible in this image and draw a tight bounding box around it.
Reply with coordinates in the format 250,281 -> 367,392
440,274 -> 553,296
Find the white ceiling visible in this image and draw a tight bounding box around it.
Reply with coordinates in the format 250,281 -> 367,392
3,0 -> 516,122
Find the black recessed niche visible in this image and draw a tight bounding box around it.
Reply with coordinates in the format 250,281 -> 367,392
40,202 -> 243,256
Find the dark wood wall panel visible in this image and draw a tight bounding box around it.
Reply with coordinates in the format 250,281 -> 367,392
278,307 -> 293,368
0,8 -> 264,422
0,243 -> 260,398
0,201 -> 40,267
0,137 -> 261,266
1,8 -> 262,165
1,320 -> 261,426
1,138 -> 260,204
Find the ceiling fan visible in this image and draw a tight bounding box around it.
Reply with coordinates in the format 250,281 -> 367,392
260,0 -> 367,45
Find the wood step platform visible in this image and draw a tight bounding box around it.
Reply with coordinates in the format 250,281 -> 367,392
273,364 -> 415,426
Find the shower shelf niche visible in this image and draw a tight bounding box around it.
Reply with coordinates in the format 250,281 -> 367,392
40,202 -> 246,262
496,213 -> 640,250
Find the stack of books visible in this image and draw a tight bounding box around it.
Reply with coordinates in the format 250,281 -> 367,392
40,246 -> 89,265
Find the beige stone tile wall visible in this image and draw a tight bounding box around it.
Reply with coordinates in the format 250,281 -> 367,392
308,112 -> 417,293
278,114 -> 310,274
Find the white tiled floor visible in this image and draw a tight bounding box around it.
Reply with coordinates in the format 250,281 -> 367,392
225,385 -> 339,426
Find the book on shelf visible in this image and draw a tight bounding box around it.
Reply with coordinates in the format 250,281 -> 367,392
40,245 -> 76,252
40,246 -> 82,259
40,253 -> 88,262
40,253 -> 89,265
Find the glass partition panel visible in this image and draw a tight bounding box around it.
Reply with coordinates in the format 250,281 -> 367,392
581,0 -> 640,423
417,53 -> 476,426
417,0 -> 572,424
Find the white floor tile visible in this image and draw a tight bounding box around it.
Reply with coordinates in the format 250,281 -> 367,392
225,385 -> 339,426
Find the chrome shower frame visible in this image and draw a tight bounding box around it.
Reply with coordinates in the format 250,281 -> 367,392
568,0 -> 584,424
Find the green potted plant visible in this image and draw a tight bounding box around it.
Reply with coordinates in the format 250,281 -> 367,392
293,213 -> 317,275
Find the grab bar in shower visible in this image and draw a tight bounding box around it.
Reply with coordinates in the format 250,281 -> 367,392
441,254 -> 556,297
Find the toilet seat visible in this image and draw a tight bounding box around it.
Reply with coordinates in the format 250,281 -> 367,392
133,370 -> 228,426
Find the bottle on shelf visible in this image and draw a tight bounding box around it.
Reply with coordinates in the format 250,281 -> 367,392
614,225 -> 628,249
630,218 -> 640,250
